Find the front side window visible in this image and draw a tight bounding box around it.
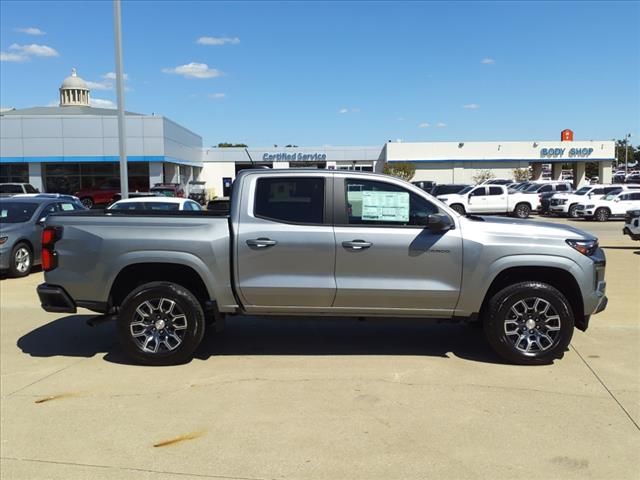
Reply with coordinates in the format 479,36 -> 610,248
469,187 -> 487,197
345,179 -> 439,226
591,188 -> 605,195
24,184 -> 38,193
630,193 -> 640,200
254,177 -> 324,224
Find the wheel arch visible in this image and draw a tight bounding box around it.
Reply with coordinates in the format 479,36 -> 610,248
109,263 -> 210,309
479,266 -> 586,331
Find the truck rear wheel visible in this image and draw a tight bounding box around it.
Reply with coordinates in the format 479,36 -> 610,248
514,203 -> 531,219
117,282 -> 205,366
483,282 -> 574,365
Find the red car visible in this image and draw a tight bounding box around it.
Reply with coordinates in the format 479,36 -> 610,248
150,183 -> 185,197
75,179 -> 122,209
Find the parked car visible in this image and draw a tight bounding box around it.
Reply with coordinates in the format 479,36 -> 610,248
108,197 -> 202,211
482,179 -> 513,185
438,185 -> 538,218
576,189 -> 640,221
539,188 -> 573,215
150,183 -> 185,198
520,182 -> 572,211
37,169 -> 608,366
509,182 -> 535,192
0,197 -> 85,277
626,173 -> 640,184
411,180 -> 436,193
75,179 -> 122,209
109,192 -> 163,204
430,184 -> 470,197
13,193 -> 81,202
206,196 -> 231,214
188,181 -> 208,204
0,183 -> 39,197
623,209 -> 640,240
549,184 -> 632,218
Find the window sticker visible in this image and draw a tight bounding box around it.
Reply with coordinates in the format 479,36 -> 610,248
361,191 -> 409,222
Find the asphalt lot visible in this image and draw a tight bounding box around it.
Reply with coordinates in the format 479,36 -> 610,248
1,216 -> 639,479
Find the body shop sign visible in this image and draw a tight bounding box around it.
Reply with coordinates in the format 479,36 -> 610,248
540,147 -> 594,158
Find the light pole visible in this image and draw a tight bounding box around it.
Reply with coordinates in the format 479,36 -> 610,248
113,0 -> 128,199
624,133 -> 632,177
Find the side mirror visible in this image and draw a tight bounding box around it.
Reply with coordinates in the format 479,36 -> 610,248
36,217 -> 46,226
427,213 -> 453,232
588,193 -> 592,199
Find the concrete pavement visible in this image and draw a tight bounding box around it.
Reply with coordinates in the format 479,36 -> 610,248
1,219 -> 638,479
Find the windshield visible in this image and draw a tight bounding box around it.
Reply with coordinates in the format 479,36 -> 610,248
574,187 -> 591,196
457,186 -> 473,194
150,188 -> 175,197
0,202 -> 38,223
110,202 -> 180,211
603,191 -> 622,201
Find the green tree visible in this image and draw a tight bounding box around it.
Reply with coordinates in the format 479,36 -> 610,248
512,168 -> 530,181
217,142 -> 248,148
472,169 -> 494,184
383,162 -> 416,181
615,140 -> 637,167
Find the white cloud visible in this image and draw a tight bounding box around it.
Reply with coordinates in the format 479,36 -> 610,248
103,72 -> 129,80
0,51 -> 28,62
162,62 -> 222,79
86,80 -> 111,91
481,57 -> 495,64
9,43 -> 59,57
15,27 -> 46,35
339,108 -> 348,114
418,122 -> 430,128
1,106 -> 15,112
463,103 -> 480,109
339,107 -> 359,114
436,122 -> 447,128
208,93 -> 225,99
90,98 -> 116,109
397,117 -> 405,121
197,36 -> 240,46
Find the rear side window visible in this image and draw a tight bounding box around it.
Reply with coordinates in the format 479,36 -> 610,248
24,184 -> 38,193
0,185 -> 22,193
604,187 -> 620,194
488,187 -> 503,195
254,177 -> 324,224
629,193 -> 640,200
556,184 -> 569,191
591,188 -> 605,195
538,185 -> 552,193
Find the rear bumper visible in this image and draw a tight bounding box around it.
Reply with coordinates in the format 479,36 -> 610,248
37,284 -> 77,313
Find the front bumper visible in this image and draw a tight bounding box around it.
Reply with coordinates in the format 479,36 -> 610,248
37,284 -> 77,313
549,205 -> 568,214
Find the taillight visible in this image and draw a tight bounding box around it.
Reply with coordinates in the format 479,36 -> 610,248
42,226 -> 63,272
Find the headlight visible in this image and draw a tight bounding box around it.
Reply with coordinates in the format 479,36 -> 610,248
437,197 -> 448,203
566,239 -> 599,256
585,204 -> 595,209
0,235 -> 8,245
558,199 -> 567,205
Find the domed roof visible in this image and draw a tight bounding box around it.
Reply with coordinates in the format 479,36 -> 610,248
60,68 -> 88,90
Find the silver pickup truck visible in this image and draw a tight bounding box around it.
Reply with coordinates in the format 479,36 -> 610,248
37,170 -> 608,366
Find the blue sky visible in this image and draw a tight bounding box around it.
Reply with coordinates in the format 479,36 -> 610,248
1,1 -> 639,147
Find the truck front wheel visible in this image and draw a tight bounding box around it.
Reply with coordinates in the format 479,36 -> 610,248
450,204 -> 466,215
483,282 -> 574,365
117,282 -> 206,366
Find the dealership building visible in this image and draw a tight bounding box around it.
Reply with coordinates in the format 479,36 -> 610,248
1,70 -> 615,196
0,69 -> 203,194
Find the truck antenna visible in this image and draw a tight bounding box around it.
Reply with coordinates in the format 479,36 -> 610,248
244,148 -> 255,167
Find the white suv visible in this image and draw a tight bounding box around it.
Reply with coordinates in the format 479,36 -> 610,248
549,184 -> 624,218
576,189 -> 640,221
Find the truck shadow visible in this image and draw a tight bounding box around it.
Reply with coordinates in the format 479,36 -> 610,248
17,314 -> 505,365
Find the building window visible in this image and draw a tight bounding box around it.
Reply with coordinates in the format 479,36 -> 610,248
43,162 -> 149,194
0,163 -> 29,183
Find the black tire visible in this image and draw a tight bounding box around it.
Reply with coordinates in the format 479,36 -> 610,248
483,282 -> 574,365
450,204 -> 466,215
117,282 -> 206,366
514,203 -> 531,219
568,204 -> 579,218
594,207 -> 610,222
9,242 -> 32,278
80,197 -> 94,209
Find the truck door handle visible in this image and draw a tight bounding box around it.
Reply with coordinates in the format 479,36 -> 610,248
342,240 -> 372,250
246,238 -> 277,248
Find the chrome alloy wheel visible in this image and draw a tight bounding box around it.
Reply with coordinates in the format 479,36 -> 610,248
130,298 -> 188,353
14,247 -> 31,273
503,297 -> 561,353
